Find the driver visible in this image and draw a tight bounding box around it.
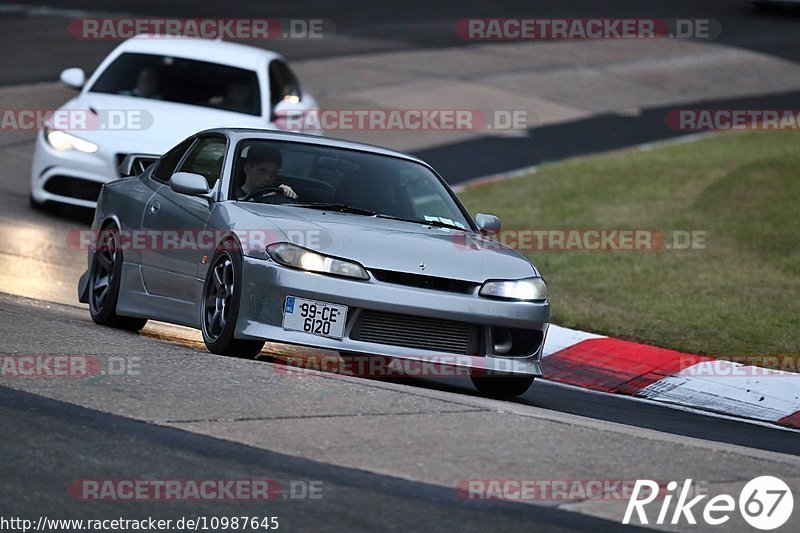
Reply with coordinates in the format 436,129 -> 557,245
236,145 -> 298,200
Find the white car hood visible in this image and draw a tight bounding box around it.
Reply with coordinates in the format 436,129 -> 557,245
56,93 -> 269,154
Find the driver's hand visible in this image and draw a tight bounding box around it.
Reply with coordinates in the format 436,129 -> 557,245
278,184 -> 298,199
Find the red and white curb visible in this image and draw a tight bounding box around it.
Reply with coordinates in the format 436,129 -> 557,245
542,325 -> 800,430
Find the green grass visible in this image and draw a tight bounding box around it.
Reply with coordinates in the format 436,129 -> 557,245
458,131 -> 800,357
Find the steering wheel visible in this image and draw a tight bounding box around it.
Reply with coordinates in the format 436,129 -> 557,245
241,186 -> 296,204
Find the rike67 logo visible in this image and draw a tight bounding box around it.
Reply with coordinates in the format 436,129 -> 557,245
624,476 -> 793,530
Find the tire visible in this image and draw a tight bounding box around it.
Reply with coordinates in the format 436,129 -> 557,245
201,246 -> 264,358
88,224 -> 148,331
471,374 -> 535,397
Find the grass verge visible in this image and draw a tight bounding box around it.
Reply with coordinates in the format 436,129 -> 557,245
458,131 -> 800,359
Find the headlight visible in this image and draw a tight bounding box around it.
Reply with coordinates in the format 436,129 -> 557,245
267,243 -> 368,280
480,277 -> 547,301
44,126 -> 98,153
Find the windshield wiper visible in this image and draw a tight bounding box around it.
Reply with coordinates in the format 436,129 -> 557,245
291,203 -> 378,216
292,203 -> 468,231
374,214 -> 468,232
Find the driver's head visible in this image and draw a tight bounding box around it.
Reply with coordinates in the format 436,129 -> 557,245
225,79 -> 251,105
243,145 -> 283,189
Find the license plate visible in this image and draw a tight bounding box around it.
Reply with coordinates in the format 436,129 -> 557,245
282,296 -> 348,339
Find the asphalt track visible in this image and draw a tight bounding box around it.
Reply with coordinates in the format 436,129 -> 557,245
2,1 -> 799,531
1,293 -> 798,531
2,386 -> 637,532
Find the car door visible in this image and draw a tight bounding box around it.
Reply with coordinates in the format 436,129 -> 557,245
139,135 -> 225,303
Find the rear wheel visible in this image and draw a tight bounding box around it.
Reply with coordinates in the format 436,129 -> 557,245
471,374 -> 534,397
201,246 -> 264,358
88,224 -> 148,331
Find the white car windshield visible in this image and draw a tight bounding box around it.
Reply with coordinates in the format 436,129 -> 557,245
90,52 -> 261,116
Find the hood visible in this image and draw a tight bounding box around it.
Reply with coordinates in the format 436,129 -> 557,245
56,93 -> 267,154
228,203 -> 538,283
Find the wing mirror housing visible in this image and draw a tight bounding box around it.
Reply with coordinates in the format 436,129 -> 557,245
272,99 -> 320,134
118,153 -> 160,177
169,172 -> 212,198
475,213 -> 501,235
59,68 -> 86,90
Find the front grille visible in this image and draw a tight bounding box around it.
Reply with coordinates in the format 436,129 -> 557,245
370,269 -> 477,294
351,309 -> 479,355
43,176 -> 103,201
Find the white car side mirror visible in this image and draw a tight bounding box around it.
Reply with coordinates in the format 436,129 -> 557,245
272,99 -> 317,133
60,68 -> 86,90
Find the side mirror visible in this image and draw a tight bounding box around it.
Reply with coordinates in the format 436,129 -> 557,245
475,213 -> 501,235
170,172 -> 211,196
118,153 -> 160,177
272,100 -> 316,133
59,68 -> 86,90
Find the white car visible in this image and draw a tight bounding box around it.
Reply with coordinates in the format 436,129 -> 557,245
31,35 -> 318,209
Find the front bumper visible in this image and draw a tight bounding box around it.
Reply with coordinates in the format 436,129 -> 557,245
236,257 -> 550,376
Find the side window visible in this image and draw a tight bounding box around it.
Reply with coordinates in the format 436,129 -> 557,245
152,138 -> 195,183
177,137 -> 226,189
268,59 -> 301,108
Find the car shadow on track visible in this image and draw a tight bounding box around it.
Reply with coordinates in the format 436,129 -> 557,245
31,202 -> 94,225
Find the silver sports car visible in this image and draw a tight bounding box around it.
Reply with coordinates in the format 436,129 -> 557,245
78,128 -> 550,396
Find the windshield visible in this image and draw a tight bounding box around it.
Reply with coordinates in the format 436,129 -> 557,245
231,140 -> 473,230
90,52 -> 261,116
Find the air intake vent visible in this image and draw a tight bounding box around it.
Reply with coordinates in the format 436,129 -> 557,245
351,310 -> 479,355
43,176 -> 103,201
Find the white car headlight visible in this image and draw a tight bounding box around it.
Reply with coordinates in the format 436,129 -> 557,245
480,277 -> 547,301
267,243 -> 368,280
44,126 -> 98,153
